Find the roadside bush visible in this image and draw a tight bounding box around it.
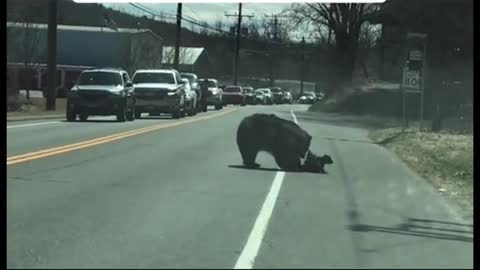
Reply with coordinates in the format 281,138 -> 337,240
7,94 -> 30,112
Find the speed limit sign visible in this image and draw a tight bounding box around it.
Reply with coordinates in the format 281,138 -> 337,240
403,70 -> 421,90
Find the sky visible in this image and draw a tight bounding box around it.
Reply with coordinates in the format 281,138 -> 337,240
103,3 -> 292,26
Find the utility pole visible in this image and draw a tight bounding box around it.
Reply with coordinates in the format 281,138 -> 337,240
225,5 -> 253,85
264,14 -> 288,40
264,14 -> 288,86
300,36 -> 305,96
46,0 -> 57,111
174,3 -> 182,70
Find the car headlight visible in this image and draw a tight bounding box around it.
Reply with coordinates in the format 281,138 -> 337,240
167,91 -> 177,96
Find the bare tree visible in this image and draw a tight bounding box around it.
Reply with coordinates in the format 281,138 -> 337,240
21,22 -> 42,100
200,22 -> 209,36
214,19 -> 224,33
127,33 -> 163,75
288,3 -> 379,93
261,17 -> 291,42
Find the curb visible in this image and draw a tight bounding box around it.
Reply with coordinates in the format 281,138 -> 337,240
7,114 -> 65,122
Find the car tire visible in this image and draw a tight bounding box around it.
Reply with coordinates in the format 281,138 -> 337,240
79,112 -> 88,122
215,103 -> 222,110
135,110 -> 142,119
187,103 -> 195,116
172,109 -> 181,119
180,108 -> 186,118
126,106 -> 135,121
117,105 -> 126,122
66,108 -> 76,122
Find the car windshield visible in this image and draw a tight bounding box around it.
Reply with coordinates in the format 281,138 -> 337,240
181,74 -> 196,85
271,88 -> 281,93
243,88 -> 253,93
132,72 -> 175,84
199,80 -> 217,88
224,87 -> 241,93
78,72 -> 122,86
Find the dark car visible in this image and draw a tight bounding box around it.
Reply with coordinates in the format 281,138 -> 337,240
270,87 -> 284,104
243,87 -> 256,105
132,69 -> 186,119
66,68 -> 135,122
223,85 -> 246,106
283,91 -> 293,104
299,92 -> 317,104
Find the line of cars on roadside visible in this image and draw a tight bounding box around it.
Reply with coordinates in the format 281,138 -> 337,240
65,67 -> 226,122
64,66 -> 313,122
219,86 -> 294,106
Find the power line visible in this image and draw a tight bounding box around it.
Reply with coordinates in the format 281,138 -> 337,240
128,3 -> 292,46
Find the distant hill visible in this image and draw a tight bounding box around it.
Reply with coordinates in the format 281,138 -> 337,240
7,0 -> 328,83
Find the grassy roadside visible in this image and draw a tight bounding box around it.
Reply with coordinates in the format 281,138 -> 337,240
369,128 -> 473,218
7,98 -> 67,117
310,87 -> 473,219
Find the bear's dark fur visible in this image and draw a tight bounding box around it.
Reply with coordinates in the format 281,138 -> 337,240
236,113 -> 312,171
302,151 -> 333,174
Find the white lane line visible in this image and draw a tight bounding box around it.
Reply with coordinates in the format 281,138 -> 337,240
234,111 -> 299,269
7,121 -> 61,129
290,110 -> 298,124
234,171 -> 286,269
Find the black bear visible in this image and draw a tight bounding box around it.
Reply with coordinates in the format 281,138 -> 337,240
302,151 -> 334,174
237,113 -> 326,172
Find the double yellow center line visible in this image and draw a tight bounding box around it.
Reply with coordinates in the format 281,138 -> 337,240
7,108 -> 237,166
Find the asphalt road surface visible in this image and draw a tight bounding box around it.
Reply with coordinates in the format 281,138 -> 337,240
7,105 -> 473,268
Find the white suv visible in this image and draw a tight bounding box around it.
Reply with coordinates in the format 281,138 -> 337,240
132,69 -> 186,119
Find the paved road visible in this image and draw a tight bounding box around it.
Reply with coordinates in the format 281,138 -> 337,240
7,105 -> 473,268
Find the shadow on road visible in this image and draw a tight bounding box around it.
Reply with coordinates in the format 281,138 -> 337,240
347,217 -> 473,243
60,120 -> 120,123
228,165 -> 279,172
137,116 -> 175,120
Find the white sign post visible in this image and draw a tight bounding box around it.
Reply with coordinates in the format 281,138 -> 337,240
401,32 -> 427,133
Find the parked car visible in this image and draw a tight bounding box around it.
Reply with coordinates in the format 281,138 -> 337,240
198,78 -> 223,111
243,87 -> 256,105
180,72 -> 201,110
254,89 -> 266,105
181,78 -> 198,116
258,88 -> 273,104
66,68 -> 135,122
283,91 -> 293,104
223,85 -> 246,106
132,69 -> 186,119
316,92 -> 325,100
299,92 -> 317,104
270,87 -> 284,104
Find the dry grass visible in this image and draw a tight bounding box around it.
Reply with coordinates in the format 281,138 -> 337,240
7,98 -> 67,116
369,128 -> 473,214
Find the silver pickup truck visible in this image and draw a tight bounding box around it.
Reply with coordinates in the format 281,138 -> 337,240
132,69 -> 186,119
